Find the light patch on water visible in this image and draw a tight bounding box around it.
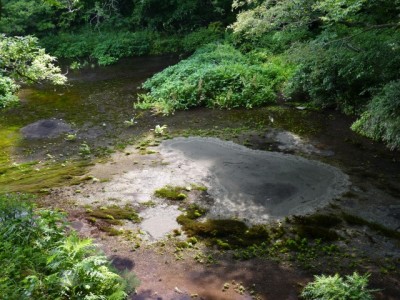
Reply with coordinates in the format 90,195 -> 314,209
139,205 -> 182,241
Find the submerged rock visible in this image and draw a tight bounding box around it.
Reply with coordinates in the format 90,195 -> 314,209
160,137 -> 349,222
265,129 -> 334,156
21,119 -> 72,139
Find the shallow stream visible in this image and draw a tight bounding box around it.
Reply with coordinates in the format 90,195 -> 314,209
0,56 -> 399,228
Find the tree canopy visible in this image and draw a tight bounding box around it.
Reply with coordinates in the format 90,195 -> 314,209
0,0 -> 399,148
0,34 -> 66,108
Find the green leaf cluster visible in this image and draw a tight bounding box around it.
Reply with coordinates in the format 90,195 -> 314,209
0,194 -> 134,299
231,0 -> 400,149
41,26 -> 225,66
0,34 -> 66,108
136,43 -> 292,114
352,80 -> 400,150
301,272 -> 375,300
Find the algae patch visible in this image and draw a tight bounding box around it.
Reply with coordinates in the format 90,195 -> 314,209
155,185 -> 188,200
86,205 -> 141,236
176,204 -> 270,249
0,160 -> 90,193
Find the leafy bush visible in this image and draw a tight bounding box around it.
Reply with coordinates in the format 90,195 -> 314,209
301,272 -> 375,300
136,43 -> 292,114
182,26 -> 225,52
0,194 -> 135,299
0,76 -> 19,108
42,30 -> 157,66
286,28 -> 400,114
352,80 -> 400,150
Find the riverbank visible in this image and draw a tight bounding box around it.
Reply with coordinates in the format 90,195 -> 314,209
1,58 -> 399,299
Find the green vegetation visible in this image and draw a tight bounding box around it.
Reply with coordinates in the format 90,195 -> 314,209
351,80 -> 400,150
0,160 -> 90,194
176,204 -> 270,249
86,205 -> 141,235
154,185 -> 188,200
230,0 -> 400,149
136,43 -> 291,114
0,35 -> 66,108
136,0 -> 400,148
301,272 -> 375,300
342,213 -> 400,240
0,194 -> 136,299
41,27 -> 225,66
1,0 -> 399,146
88,205 -> 141,222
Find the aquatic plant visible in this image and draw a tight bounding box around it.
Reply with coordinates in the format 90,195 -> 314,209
154,124 -> 168,135
65,133 -> 77,141
154,185 -> 187,200
79,143 -> 91,156
0,194 -> 136,299
124,117 -> 137,127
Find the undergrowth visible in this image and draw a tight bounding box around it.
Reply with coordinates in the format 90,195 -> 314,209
0,194 -> 137,299
136,43 -> 292,114
301,272 -> 376,300
86,205 -> 141,236
41,27 -> 224,66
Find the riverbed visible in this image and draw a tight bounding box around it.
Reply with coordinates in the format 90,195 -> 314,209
1,56 -> 400,299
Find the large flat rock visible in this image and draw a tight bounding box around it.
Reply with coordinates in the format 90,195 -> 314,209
160,137 -> 350,221
21,119 -> 72,139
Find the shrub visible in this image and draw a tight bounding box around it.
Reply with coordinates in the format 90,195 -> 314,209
0,77 -> 19,108
41,28 -> 224,65
352,80 -> 400,150
0,194 -> 135,299
136,43 -> 292,114
182,27 -> 224,52
286,28 -> 400,114
301,272 -> 375,300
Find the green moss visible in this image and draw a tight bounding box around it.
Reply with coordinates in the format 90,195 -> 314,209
342,213 -> 368,226
141,200 -> 157,208
88,205 -> 141,223
295,225 -> 339,241
342,213 -> 400,240
154,185 -> 187,200
190,184 -> 208,191
99,225 -> 123,236
185,203 -> 208,219
87,217 -> 97,224
177,213 -> 269,249
291,214 -> 342,228
175,241 -> 191,249
86,205 -> 140,235
0,160 -> 90,194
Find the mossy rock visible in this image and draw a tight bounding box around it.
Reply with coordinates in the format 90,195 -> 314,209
88,205 -> 140,223
99,225 -> 123,236
295,225 -> 339,241
291,214 -> 342,228
177,214 -> 269,249
154,185 -> 187,200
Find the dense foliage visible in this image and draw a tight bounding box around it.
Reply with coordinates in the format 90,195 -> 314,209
0,0 -> 399,147
0,34 -> 66,108
229,0 -> 400,148
136,43 -> 291,114
0,0 -> 234,65
352,80 -> 400,150
301,272 -> 375,300
0,194 -> 134,299
41,26 -> 225,66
